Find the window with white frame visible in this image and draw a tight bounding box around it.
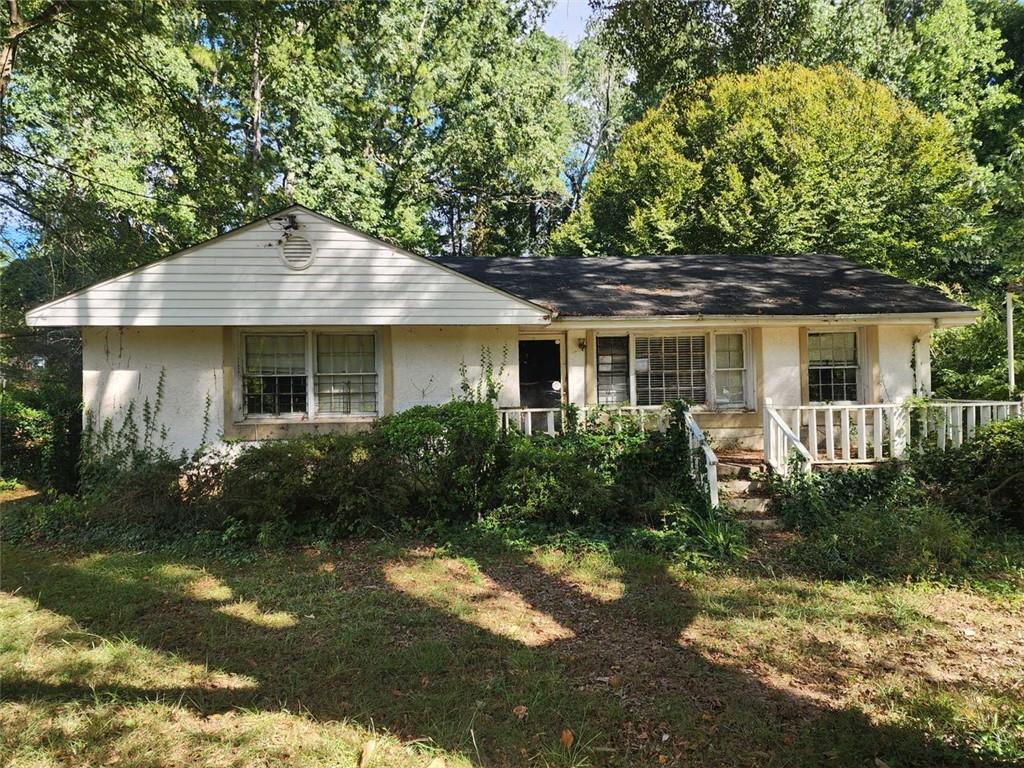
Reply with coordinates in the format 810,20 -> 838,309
635,335 -> 706,406
807,331 -> 859,402
596,336 -> 629,405
243,334 -> 308,416
316,333 -> 377,414
241,331 -> 378,418
714,333 -> 746,407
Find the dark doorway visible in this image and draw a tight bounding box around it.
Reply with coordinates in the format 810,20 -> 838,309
518,339 -> 562,408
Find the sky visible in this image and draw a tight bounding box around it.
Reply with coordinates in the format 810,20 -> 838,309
542,0 -> 592,45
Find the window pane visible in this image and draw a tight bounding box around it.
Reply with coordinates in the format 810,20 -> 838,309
596,336 -> 629,405
808,332 -> 859,402
245,334 -> 305,375
316,334 -> 377,413
242,334 -> 308,416
635,335 -> 706,406
715,370 -> 744,406
715,333 -> 744,370
243,374 -> 307,416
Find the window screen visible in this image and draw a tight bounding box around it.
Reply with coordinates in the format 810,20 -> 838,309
315,334 -> 377,414
635,335 -> 706,406
243,334 -> 307,416
596,336 -> 629,405
714,333 -> 745,407
808,332 -> 859,402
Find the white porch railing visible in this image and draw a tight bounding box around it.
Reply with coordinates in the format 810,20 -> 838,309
763,404 -> 813,476
499,405 -> 720,508
764,398 -> 1023,476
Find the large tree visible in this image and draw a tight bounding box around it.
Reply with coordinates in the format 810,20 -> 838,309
553,64 -> 992,289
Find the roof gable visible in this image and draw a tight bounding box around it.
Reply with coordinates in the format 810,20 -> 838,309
26,206 -> 551,327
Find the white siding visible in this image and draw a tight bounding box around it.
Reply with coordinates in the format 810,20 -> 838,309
82,327 -> 225,454
391,326 -> 520,410
27,208 -> 550,327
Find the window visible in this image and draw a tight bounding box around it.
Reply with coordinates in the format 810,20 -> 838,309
316,334 -> 377,414
714,333 -> 746,407
596,336 -> 629,405
808,331 -> 859,402
635,335 -> 706,406
240,330 -> 379,419
243,334 -> 307,416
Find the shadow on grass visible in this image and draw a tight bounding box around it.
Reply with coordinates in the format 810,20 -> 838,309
0,534 -> 1005,767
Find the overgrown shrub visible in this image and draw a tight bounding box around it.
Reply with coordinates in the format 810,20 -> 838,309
911,419 -> 1024,530
1,391 -> 52,484
772,420 -> 1024,579
15,387 -> 738,562
372,400 -> 502,520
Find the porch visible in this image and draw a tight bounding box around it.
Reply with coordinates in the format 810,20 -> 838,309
498,399 -> 1024,508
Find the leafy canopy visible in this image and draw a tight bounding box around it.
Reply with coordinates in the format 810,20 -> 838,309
553,64 -> 991,289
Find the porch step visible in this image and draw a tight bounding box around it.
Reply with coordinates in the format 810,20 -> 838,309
730,496 -> 771,515
718,466 -> 780,530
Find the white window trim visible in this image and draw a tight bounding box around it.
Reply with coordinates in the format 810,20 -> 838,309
594,329 -> 754,412
805,327 -> 867,405
710,330 -> 752,411
234,327 -> 383,424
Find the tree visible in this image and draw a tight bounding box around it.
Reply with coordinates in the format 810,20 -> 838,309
552,64 -> 992,290
595,0 -> 1018,152
563,27 -> 632,211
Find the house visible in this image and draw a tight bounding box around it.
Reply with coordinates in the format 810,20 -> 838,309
26,205 -> 1014,477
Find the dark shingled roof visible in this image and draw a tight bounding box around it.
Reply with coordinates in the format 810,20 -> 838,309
433,253 -> 975,317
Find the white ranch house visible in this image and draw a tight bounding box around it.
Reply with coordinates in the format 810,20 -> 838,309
26,205 -> 1021,504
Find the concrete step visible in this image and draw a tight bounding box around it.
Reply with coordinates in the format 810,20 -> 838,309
729,496 -> 771,514
719,478 -> 772,497
738,517 -> 782,531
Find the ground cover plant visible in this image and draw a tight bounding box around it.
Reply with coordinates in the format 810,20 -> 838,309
772,418 -> 1024,581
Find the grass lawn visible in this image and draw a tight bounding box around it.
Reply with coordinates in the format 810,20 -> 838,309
1,533 -> 1022,767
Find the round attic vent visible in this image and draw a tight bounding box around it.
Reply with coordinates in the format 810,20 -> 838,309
280,234 -> 314,270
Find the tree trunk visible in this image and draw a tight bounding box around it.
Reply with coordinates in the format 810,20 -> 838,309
1,0 -> 73,111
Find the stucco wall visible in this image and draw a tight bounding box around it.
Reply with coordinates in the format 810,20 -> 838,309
877,325 -> 931,401
390,325 -> 520,409
82,327 -> 225,455
760,327 -> 802,406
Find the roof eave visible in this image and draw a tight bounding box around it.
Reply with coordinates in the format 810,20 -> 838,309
546,310 -> 980,328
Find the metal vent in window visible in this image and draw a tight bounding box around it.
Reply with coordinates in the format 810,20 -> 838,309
280,235 -> 314,270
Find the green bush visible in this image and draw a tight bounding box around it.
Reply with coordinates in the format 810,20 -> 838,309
1,380 -> 81,492
492,432 -> 615,524
911,419 -> 1024,530
372,400 -> 502,520
1,392 -> 52,484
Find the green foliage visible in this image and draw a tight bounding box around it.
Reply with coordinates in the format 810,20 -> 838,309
0,377 -> 80,492
1,389 -> 52,484
931,300 -> 1022,398
555,63 -> 990,289
912,418 -> 1024,529
774,419 -> 1024,578
8,396 -> 744,565
599,0 -> 1019,150
372,400 -> 503,520
775,466 -> 973,578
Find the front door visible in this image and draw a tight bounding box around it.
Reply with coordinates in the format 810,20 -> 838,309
518,339 -> 563,408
